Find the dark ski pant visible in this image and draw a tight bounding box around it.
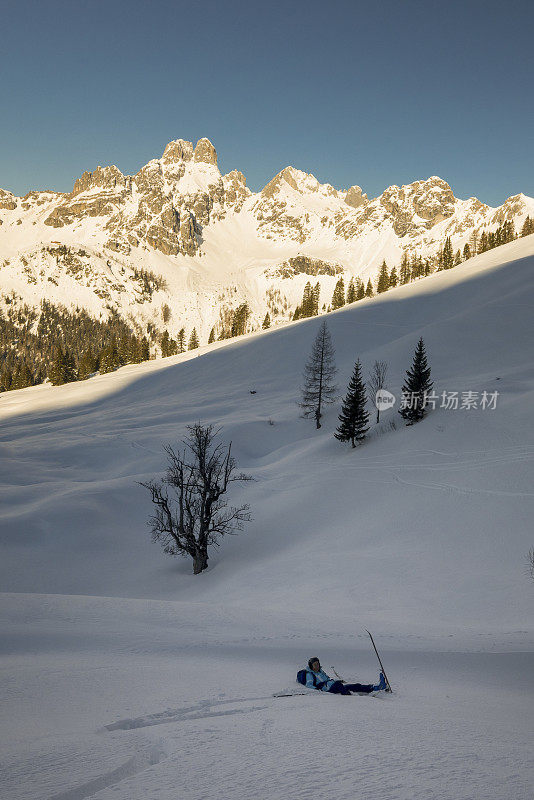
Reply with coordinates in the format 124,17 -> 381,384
327,680 -> 375,695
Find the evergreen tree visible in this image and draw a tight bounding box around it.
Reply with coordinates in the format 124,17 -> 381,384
331,277 -> 345,310
365,278 -> 374,297
208,326 -> 216,343
299,321 -> 338,429
140,336 -> 150,361
399,253 -> 411,284
454,249 -> 462,265
177,328 -> 186,353
442,237 -> 454,269
311,282 -> 320,315
301,282 -> 313,318
11,362 -> 33,390
376,260 -> 390,293
188,328 -> 199,350
128,337 -> 142,364
161,330 -> 171,357
469,230 -> 479,256
334,359 -> 369,447
346,277 -> 356,304
521,215 -> 533,237
262,313 -> 271,329
0,366 -> 12,392
49,346 -> 72,385
399,338 -> 433,425
389,266 -> 398,288
478,231 -> 488,253
78,348 -> 97,380
463,243 -> 471,261
355,278 -> 365,300
99,338 -> 120,374
231,303 -> 249,337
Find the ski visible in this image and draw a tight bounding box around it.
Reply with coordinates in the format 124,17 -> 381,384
365,629 -> 393,692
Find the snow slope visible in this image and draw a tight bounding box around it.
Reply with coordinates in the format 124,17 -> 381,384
1,237 -> 534,799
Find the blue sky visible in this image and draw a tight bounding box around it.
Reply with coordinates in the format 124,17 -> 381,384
1,0 -> 532,205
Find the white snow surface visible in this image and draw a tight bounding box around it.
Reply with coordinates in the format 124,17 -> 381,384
1,237 -> 534,799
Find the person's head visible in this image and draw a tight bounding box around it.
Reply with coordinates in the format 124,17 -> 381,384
308,657 -> 321,672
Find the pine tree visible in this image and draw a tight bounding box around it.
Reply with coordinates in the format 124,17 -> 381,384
301,282 -> 313,318
177,328 -> 186,353
399,338 -> 433,425
346,277 -> 356,304
376,260 -> 390,293
478,231 -> 488,253
355,278 -> 365,300
0,366 -> 12,392
521,216 -> 533,237
140,336 -> 150,361
233,303 -> 250,337
299,321 -> 338,429
99,337 -> 120,374
11,362 -> 34,390
463,243 -> 471,261
49,346 -> 72,385
208,326 -> 216,343
334,359 -> 369,447
389,266 -> 398,288
161,330 -> 171,357
454,249 -> 462,265
78,348 -> 97,380
331,277 -> 345,310
365,278 -> 374,297
442,237 -> 454,269
262,313 -> 271,329
399,253 -> 411,284
188,328 -> 199,350
312,282 -> 320,315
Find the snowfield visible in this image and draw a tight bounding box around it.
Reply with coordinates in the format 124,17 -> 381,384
1,237 -> 534,799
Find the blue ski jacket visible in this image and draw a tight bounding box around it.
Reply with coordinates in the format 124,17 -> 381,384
305,668 -> 335,692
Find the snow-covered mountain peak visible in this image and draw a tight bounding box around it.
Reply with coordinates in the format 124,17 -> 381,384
1,137 -> 533,349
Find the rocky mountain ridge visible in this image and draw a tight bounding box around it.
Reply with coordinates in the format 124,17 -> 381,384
1,137 -> 533,344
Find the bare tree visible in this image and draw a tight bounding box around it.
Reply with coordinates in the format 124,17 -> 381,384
141,424 -> 253,574
367,360 -> 389,423
299,321 -> 337,428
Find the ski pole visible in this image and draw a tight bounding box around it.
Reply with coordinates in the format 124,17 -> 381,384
330,666 -> 345,682
365,629 -> 392,692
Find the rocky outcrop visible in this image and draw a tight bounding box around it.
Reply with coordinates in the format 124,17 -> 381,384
193,138 -> 217,165
0,189 -> 17,210
223,170 -> 250,211
344,185 -> 368,209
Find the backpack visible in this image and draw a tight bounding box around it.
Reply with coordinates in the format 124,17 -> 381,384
297,669 -> 316,687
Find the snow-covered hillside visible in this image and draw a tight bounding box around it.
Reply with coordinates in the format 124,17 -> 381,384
1,237 -> 533,800
1,138 -> 533,342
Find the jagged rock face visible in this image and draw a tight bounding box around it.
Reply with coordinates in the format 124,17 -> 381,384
2,138 -> 533,304
39,138 -> 230,255
71,165 -> 127,197
344,185 -> 368,209
0,189 -> 17,210
162,139 -> 194,164
194,138 -> 217,165
379,178 -> 457,237
223,170 -> 250,211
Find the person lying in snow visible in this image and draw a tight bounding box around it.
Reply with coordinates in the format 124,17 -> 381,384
301,657 -> 387,695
